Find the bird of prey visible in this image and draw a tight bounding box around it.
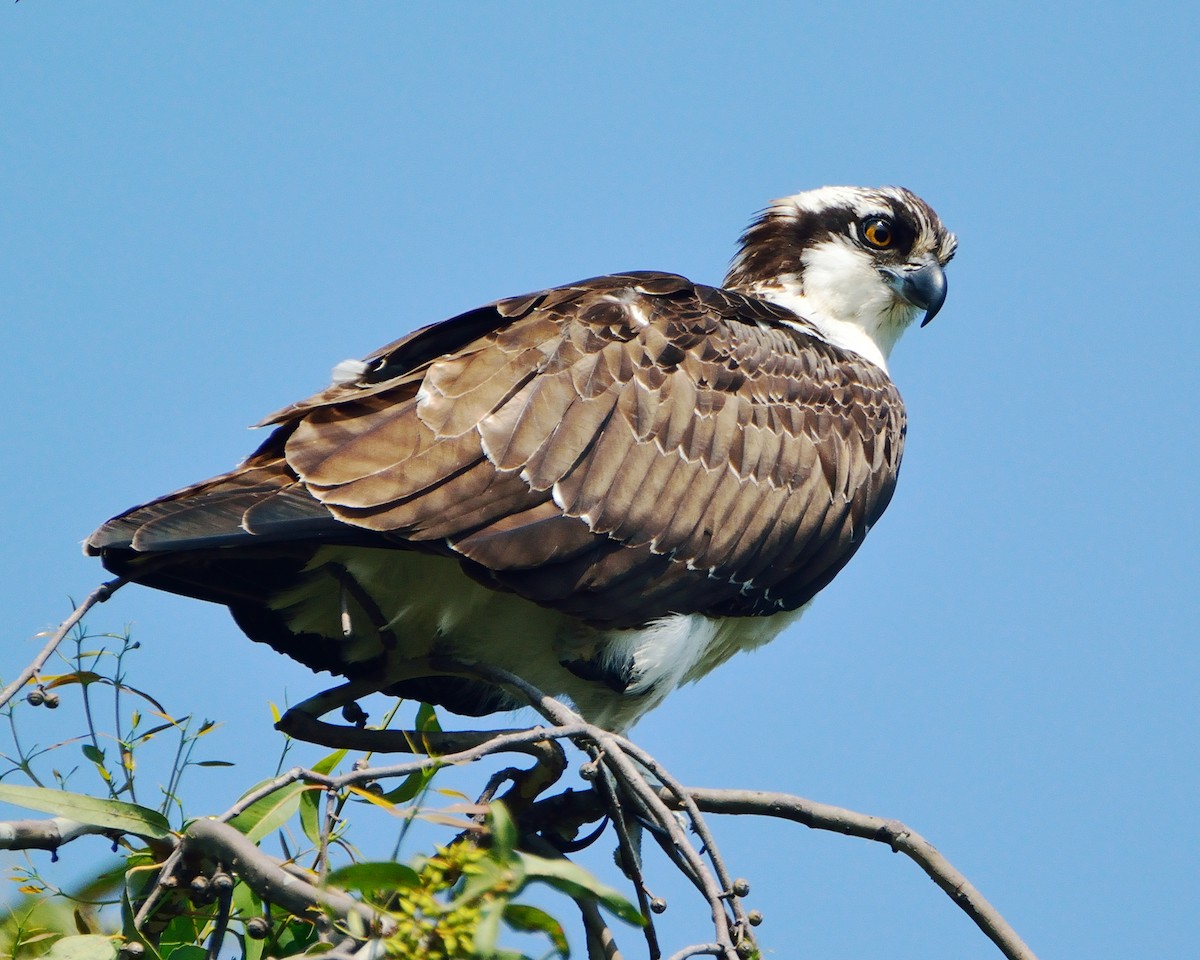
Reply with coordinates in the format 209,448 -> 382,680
87,186 -> 956,732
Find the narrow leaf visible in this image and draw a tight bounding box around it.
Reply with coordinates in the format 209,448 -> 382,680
344,784 -> 397,811
42,935 -> 118,960
415,701 -> 441,734
381,769 -> 433,804
516,852 -> 644,927
310,749 -> 347,776
0,784 -> 170,840
227,782 -> 306,842
43,671 -> 104,689
161,946 -> 207,960
298,785 -> 323,848
325,861 -> 420,892
502,903 -> 569,956
488,802 -> 517,860
473,897 -> 505,955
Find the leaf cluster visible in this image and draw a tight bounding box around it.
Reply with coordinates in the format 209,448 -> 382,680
0,625 -> 639,959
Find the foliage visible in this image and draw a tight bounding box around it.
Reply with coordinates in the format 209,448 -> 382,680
0,620 -> 640,959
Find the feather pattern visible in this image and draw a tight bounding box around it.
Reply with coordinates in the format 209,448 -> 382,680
85,185 -> 955,726
90,271 -> 905,627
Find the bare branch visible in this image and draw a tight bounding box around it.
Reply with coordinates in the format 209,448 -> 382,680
0,816 -> 114,851
578,895 -> 625,960
449,660 -> 743,960
670,787 -> 1038,960
664,945 -> 723,960
1,578 -> 126,710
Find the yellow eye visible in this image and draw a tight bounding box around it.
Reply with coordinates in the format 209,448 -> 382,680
861,217 -> 894,249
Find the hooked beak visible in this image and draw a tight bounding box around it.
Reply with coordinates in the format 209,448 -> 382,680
884,260 -> 948,327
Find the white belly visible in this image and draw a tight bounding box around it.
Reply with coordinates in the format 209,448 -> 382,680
266,545 -> 804,731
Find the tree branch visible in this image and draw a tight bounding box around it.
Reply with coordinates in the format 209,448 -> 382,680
0,578 -> 125,711
182,817 -> 395,936
668,787 -> 1038,960
0,816 -> 115,851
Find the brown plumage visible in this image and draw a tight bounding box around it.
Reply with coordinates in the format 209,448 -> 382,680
87,186 -> 955,729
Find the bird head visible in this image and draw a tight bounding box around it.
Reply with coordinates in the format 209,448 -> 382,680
725,185 -> 957,369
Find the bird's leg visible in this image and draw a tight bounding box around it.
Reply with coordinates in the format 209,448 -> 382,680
328,562 -> 399,651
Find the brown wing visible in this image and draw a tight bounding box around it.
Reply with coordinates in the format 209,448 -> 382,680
89,271 -> 905,628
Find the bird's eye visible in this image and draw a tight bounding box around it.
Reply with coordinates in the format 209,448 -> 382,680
860,217 -> 895,249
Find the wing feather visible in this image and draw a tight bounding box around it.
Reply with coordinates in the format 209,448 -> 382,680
88,271 -> 906,628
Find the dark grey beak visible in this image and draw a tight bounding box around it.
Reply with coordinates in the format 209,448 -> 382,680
885,261 -> 948,327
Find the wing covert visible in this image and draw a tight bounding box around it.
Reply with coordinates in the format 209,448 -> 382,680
276,273 -> 906,625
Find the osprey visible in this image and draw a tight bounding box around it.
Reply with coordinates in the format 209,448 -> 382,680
87,186 -> 956,732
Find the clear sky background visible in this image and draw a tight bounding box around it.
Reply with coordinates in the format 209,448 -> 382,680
3,4 -> 1198,958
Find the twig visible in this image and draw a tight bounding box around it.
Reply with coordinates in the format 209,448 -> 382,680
671,787 -> 1038,960
0,578 -> 126,710
452,660 -> 742,960
664,945 -> 723,960
205,869 -> 234,960
613,735 -> 751,939
578,895 -> 624,960
133,846 -> 185,929
183,818 -> 395,936
591,758 -> 661,958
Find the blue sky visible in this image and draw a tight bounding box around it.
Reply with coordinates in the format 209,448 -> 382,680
3,3 -> 1198,958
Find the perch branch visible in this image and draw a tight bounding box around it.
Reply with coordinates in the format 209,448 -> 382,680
450,659 -> 743,960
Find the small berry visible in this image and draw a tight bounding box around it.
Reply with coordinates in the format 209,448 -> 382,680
246,917 -> 270,940
43,694 -> 60,709
650,897 -> 667,914
748,910 -> 764,927
211,871 -> 233,893
26,689 -> 44,706
732,878 -> 751,897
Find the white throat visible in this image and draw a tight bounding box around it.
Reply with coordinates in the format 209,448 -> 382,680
749,241 -> 920,372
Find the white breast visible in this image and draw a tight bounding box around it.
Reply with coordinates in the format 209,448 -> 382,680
265,546 -> 805,731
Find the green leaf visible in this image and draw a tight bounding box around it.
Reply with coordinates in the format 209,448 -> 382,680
415,701 -> 441,734
227,782 -> 306,842
229,882 -> 267,960
324,861 -> 420,893
310,749 -> 347,776
162,946 -> 207,960
0,784 -> 171,840
81,745 -> 105,765
516,852 -> 644,927
451,854 -> 523,907
298,785 -> 325,848
272,917 -> 321,954
157,915 -> 202,960
488,801 -> 517,860
243,929 -> 265,960
473,897 -> 505,955
503,903 -> 569,957
43,935 -> 118,960
381,769 -> 434,804
193,760 -> 235,768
